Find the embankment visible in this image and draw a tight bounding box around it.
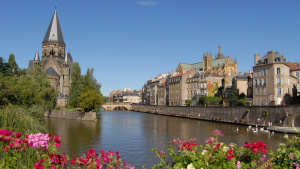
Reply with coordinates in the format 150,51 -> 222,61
132,104 -> 300,127
46,110 -> 97,121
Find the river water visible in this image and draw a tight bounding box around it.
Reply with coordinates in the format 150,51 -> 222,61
44,110 -> 289,168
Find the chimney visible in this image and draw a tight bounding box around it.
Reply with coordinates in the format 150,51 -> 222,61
267,50 -> 274,64
254,54 -> 260,65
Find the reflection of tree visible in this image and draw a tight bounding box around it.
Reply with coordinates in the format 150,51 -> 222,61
44,117 -> 101,156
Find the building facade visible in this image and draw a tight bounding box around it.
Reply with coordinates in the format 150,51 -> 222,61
253,51 -> 294,106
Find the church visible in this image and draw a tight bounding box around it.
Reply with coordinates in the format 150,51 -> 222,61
176,44 -> 237,75
28,9 -> 73,107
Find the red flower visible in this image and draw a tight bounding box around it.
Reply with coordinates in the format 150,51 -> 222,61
15,133 -> 21,138
33,159 -> 44,169
53,135 -> 61,148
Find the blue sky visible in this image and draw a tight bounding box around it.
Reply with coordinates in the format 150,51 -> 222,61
1,0 -> 300,96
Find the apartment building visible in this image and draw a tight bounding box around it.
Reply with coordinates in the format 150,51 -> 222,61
253,51 -> 293,105
169,70 -> 196,106
186,71 -> 224,101
287,62 -> 300,95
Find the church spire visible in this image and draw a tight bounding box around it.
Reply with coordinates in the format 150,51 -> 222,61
34,49 -> 40,61
42,8 -> 65,44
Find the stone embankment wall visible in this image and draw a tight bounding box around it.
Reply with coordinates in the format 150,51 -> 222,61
132,104 -> 300,127
46,110 -> 97,121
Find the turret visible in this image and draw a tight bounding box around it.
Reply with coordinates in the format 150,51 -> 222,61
62,51 -> 70,95
33,49 -> 40,66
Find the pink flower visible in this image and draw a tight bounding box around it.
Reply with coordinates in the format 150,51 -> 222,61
236,160 -> 241,169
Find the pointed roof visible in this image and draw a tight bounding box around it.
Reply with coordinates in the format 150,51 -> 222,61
34,49 -> 40,61
43,9 -> 65,44
64,51 -> 68,62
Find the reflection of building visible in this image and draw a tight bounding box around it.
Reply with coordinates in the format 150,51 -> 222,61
28,9 -> 73,107
176,44 -> 237,75
253,51 -> 296,105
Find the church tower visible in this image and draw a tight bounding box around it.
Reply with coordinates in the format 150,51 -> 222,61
33,50 -> 40,66
41,9 -> 66,61
203,52 -> 212,71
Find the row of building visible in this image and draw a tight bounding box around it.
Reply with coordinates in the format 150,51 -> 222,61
140,45 -> 300,106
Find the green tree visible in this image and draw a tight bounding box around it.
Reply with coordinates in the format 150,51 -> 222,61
7,53 -> 19,76
229,77 -> 238,106
68,62 -> 83,108
0,57 -> 9,75
78,87 -> 103,112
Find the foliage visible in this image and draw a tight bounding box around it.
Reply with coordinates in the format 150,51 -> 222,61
185,99 -> 192,106
79,87 -> 103,112
0,57 -> 9,75
237,99 -> 246,106
68,62 -> 83,108
152,129 -> 300,169
229,77 -> 238,106
0,105 -> 47,134
7,53 -> 19,76
0,128 -> 134,169
0,66 -> 58,111
199,97 -> 221,106
262,109 -> 268,117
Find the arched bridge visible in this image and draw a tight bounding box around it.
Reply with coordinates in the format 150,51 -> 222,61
102,103 -> 132,111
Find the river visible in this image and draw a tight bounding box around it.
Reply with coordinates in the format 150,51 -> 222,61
44,110 -> 289,168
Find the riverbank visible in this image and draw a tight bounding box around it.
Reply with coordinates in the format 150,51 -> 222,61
45,110 -> 97,121
132,104 -> 300,134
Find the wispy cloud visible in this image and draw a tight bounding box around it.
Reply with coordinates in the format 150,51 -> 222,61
136,1 -> 159,7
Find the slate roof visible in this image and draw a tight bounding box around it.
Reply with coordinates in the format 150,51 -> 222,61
43,9 -> 65,44
28,60 -> 33,70
258,52 -> 286,65
46,66 -> 60,77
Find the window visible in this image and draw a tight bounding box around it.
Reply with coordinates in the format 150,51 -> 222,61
259,89 -> 262,95
255,80 -> 257,86
298,79 -> 300,84
264,88 -> 267,95
296,72 -> 300,76
277,78 -> 281,84
277,68 -> 281,74
255,89 -> 258,95
259,70 -> 261,76
277,88 -> 281,95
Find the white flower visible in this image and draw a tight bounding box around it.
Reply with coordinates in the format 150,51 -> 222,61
201,150 -> 208,155
223,146 -> 229,152
187,163 -> 195,169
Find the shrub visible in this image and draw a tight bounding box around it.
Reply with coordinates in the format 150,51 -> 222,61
199,97 -> 221,106
53,106 -> 61,110
237,99 -> 246,106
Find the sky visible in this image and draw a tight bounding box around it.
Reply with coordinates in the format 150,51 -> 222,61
1,0 -> 300,96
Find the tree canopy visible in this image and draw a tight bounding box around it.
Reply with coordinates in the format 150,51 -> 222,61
229,77 -> 238,106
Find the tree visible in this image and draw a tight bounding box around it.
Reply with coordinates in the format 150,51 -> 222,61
7,53 -> 19,76
68,62 -> 83,108
78,87 -> 103,112
229,77 -> 238,106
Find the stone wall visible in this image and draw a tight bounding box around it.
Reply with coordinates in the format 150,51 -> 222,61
46,110 -> 97,121
132,104 -> 300,127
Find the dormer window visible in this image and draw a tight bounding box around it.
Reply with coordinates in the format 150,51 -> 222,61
264,59 -> 268,64
258,60 -> 261,65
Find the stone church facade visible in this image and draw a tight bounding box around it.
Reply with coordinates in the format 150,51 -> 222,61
28,9 -> 73,107
176,44 -> 237,75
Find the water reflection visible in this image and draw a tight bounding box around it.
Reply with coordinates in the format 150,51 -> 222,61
45,111 -> 288,168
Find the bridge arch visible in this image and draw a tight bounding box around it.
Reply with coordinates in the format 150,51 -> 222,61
293,115 -> 300,127
101,103 -> 132,111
